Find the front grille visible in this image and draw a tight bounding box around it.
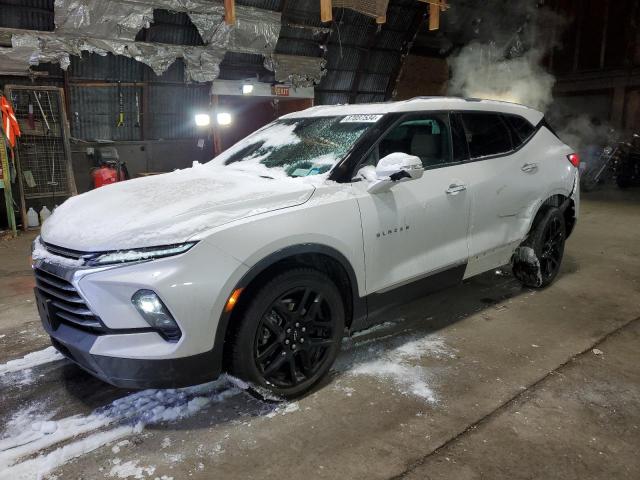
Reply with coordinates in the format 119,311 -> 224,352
34,268 -> 106,332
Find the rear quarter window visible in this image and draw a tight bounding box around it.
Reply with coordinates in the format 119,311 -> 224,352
503,114 -> 536,146
460,113 -> 513,159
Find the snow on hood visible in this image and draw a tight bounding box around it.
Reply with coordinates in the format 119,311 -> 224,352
41,166 -> 315,251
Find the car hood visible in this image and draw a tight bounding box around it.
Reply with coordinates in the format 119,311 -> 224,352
41,166 -> 315,252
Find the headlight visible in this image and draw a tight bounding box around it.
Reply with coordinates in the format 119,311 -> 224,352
132,289 -> 182,341
87,242 -> 197,266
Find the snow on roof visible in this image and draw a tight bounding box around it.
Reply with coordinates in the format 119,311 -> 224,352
281,97 -> 544,125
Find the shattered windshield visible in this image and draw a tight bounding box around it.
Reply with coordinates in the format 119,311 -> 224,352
213,115 -> 379,178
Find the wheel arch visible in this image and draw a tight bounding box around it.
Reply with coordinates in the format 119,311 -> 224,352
529,193 -> 576,239
213,244 -> 365,372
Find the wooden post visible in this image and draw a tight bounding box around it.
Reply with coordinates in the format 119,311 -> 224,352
320,0 -> 332,23
224,0 -> 236,25
0,135 -> 17,235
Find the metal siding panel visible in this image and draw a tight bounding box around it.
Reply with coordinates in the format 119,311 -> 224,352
275,38 -> 322,57
0,2 -> 54,30
355,92 -> 384,103
366,50 -> 399,75
325,47 -> 361,70
69,85 -> 143,141
148,85 -> 210,139
358,72 -> 389,92
70,53 -> 145,82
318,69 -> 356,91
316,91 -> 350,105
237,0 -> 282,10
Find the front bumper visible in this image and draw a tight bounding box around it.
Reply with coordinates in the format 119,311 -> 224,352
44,321 -> 219,389
32,238 -> 249,388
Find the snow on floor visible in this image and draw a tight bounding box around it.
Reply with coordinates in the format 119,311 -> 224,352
0,347 -> 64,376
351,318 -> 406,338
0,328 -> 451,478
337,333 -> 454,403
109,459 -> 156,479
0,375 -> 245,479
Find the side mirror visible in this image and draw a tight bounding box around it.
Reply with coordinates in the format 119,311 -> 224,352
367,152 -> 424,194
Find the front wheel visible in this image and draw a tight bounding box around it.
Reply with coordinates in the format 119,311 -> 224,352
229,268 -> 345,399
512,207 -> 566,288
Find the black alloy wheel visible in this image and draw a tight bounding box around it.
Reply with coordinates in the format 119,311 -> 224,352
513,207 -> 566,288
255,286 -> 335,388
230,268 -> 345,399
539,213 -> 564,284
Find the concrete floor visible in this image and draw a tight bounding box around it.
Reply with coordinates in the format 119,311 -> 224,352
0,188 -> 638,480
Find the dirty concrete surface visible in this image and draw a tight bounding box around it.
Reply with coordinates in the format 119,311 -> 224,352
0,188 -> 638,479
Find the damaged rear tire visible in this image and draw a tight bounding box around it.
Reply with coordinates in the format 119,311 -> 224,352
512,207 -> 566,288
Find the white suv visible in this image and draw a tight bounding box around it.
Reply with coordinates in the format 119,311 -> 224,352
32,97 -> 579,398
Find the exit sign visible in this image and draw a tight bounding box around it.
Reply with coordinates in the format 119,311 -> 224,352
272,85 -> 290,96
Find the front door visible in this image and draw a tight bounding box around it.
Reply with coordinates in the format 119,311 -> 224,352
352,113 -> 471,303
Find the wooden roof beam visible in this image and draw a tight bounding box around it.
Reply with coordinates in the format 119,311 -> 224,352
224,0 -> 236,25
320,0 -> 333,23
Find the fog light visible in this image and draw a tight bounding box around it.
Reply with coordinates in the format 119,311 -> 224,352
132,290 -> 181,341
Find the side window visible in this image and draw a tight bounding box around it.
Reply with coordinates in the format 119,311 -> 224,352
460,113 -> 513,159
378,114 -> 452,169
503,114 -> 536,146
450,113 -> 469,162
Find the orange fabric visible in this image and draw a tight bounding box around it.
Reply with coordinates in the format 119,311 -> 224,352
1,95 -> 21,148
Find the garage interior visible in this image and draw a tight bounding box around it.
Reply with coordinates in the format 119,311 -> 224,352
0,0 -> 639,479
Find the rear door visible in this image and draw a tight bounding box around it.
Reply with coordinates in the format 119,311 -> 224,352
352,112 -> 470,297
456,111 -> 546,277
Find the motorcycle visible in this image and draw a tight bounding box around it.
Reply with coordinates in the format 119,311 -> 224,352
581,133 -> 640,191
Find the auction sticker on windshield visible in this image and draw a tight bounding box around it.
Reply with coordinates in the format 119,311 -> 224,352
340,114 -> 383,123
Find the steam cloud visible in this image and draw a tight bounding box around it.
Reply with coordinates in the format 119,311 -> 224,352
449,43 -> 555,111
447,0 -> 563,112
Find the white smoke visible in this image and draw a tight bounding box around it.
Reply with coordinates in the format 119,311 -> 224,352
448,42 -> 555,111
447,0 -> 563,112
553,115 -> 615,152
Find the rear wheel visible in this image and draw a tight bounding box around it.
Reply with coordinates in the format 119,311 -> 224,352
513,207 -> 566,288
229,268 -> 345,399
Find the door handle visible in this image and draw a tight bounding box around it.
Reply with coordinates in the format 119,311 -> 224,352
521,162 -> 538,173
446,183 -> 467,195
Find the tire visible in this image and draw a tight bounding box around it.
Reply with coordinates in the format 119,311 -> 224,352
512,207 -> 566,288
229,268 -> 345,399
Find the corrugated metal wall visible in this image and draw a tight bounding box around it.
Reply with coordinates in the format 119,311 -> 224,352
0,0 -> 55,31
147,84 -> 210,139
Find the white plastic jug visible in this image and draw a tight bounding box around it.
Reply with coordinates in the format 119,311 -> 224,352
39,206 -> 51,224
27,207 -> 39,228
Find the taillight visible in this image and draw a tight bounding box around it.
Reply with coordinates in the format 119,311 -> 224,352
567,153 -> 580,168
